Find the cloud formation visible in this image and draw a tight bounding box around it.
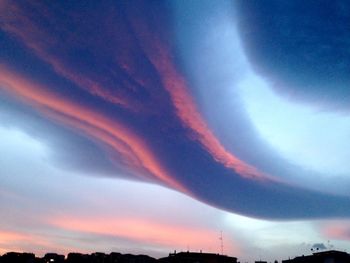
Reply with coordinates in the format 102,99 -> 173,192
0,66 -> 185,191
0,0 -> 350,225
234,0 -> 350,110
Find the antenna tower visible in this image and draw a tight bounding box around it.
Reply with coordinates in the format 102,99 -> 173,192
219,231 -> 224,255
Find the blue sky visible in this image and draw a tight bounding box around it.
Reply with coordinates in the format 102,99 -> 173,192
1,0 -> 350,261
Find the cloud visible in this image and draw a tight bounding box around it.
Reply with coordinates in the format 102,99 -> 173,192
126,14 -> 268,181
0,96 -> 122,176
170,0 -> 350,195
0,66 -> 186,192
0,0 -> 168,113
1,0 -> 350,221
0,110 -> 349,261
0,0 -> 271,181
320,221 -> 350,241
234,0 -> 350,110
0,129 -> 240,257
50,216 -> 224,249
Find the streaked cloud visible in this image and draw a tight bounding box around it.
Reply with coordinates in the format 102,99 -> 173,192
1,0 -> 350,260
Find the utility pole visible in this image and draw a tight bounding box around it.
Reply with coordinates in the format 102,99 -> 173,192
219,231 -> 224,255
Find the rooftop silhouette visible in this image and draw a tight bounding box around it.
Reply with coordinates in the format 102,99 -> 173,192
1,250 -> 350,263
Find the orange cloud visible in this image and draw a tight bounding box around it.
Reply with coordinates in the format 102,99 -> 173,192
0,1 -> 140,111
0,230 -> 51,255
0,231 -> 31,254
0,231 -> 29,243
127,18 -> 270,181
0,65 -> 187,193
0,229 -> 89,256
50,215 -> 238,253
321,221 -> 350,241
0,1 -> 271,181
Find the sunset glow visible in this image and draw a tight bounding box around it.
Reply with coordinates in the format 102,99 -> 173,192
1,0 -> 350,261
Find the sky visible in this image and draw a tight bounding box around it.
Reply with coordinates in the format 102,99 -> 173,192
1,0 -> 350,262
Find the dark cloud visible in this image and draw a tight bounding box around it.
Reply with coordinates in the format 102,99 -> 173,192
235,0 -> 350,110
170,0 -> 334,189
0,95 -> 124,178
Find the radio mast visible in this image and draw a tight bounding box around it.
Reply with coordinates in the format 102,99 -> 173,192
219,231 -> 224,255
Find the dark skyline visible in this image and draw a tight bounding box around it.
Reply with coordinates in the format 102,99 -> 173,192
1,249 -> 350,263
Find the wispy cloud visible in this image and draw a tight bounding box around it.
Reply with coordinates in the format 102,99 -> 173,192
0,65 -> 186,192
0,1 -> 150,111
125,10 -> 270,181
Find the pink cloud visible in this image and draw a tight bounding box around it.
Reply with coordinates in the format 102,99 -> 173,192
0,230 -> 74,256
0,65 -> 187,193
0,1 -> 143,111
0,1 -> 273,181
50,215 -> 239,254
126,16 -> 272,181
320,220 -> 350,241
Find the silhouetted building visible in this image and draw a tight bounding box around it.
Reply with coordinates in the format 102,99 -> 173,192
1,252 -> 35,263
282,250 -> 350,263
43,253 -> 64,263
109,252 -> 123,263
118,254 -> 157,263
66,253 -> 91,263
160,251 -> 237,263
90,252 -> 107,263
